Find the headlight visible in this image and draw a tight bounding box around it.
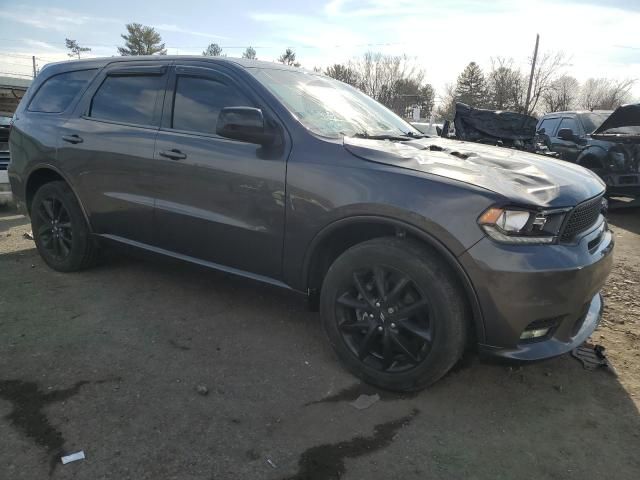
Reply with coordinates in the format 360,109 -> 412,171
478,206 -> 567,244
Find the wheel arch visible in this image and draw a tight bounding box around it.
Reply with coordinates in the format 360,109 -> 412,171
25,165 -> 92,232
303,215 -> 486,343
577,146 -> 607,170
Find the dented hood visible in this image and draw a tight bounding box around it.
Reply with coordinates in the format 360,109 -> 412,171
344,136 -> 605,207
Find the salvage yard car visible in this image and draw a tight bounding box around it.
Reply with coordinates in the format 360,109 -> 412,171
8,57 -> 613,391
537,106 -> 640,198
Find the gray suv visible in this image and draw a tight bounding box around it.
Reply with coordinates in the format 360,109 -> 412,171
8,57 -> 613,391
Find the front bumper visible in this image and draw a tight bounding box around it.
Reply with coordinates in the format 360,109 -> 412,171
603,173 -> 640,198
460,217 -> 614,361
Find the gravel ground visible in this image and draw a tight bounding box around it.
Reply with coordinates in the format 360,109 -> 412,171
1,205 -> 639,480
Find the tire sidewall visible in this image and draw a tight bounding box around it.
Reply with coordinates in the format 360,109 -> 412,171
31,182 -> 91,272
320,238 -> 467,391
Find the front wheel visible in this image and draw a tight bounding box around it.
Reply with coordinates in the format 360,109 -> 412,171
320,237 -> 468,392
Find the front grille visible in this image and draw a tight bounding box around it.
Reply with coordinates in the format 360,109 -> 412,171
561,195 -> 603,242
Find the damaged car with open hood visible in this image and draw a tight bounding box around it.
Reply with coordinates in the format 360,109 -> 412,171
537,104 -> 640,199
8,57 -> 613,391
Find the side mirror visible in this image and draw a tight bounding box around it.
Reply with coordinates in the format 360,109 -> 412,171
557,128 -> 575,141
216,107 -> 274,145
537,127 -> 546,135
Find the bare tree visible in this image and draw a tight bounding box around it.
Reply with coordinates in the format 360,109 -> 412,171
118,23 -> 166,56
579,78 -> 635,110
324,63 -> 360,87
350,52 -> 420,102
436,83 -> 457,120
542,75 -> 579,112
65,38 -> 91,59
343,52 -> 433,117
525,51 -> 566,115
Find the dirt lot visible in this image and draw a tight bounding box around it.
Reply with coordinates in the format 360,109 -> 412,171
1,205 -> 639,480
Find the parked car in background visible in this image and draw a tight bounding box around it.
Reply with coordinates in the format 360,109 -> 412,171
410,122 -> 442,137
9,57 -> 612,391
450,103 -> 557,157
0,113 -> 13,204
537,107 -> 640,198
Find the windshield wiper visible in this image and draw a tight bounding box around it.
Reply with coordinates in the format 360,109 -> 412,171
351,132 -> 414,141
403,131 -> 427,138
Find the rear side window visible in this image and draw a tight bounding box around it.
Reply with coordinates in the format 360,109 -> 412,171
172,76 -> 251,135
28,69 -> 96,113
538,117 -> 560,136
90,74 -> 164,126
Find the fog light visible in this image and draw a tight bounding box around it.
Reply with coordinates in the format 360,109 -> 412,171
520,327 -> 550,340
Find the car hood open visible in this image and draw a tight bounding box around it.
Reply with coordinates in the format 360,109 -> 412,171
343,136 -> 605,207
592,103 -> 640,141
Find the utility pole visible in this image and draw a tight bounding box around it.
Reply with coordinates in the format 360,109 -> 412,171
32,56 -> 37,79
524,33 -> 539,115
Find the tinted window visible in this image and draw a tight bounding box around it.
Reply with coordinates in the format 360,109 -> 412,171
172,76 -> 251,135
538,117 -> 560,136
90,74 -> 164,126
558,117 -> 579,135
579,112 -> 610,134
28,69 -> 96,113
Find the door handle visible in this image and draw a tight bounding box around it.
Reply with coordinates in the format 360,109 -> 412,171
62,134 -> 83,144
159,149 -> 187,160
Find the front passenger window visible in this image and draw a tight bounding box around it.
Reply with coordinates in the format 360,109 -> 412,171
172,76 -> 252,135
558,117 -> 579,135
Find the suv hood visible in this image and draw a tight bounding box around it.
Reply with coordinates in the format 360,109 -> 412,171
592,103 -> 640,141
344,136 -> 605,207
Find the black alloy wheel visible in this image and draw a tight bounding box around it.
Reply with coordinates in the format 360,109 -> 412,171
31,181 -> 98,272
320,237 -> 468,392
35,196 -> 73,260
336,265 -> 434,373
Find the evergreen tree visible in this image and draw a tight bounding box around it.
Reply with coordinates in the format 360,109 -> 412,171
118,23 -> 166,56
65,39 -> 91,59
203,43 -> 223,56
278,48 -> 300,67
242,46 -> 257,60
455,62 -> 488,108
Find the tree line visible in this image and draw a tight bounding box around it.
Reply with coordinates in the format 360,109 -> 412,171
65,22 -> 635,120
438,56 -> 635,119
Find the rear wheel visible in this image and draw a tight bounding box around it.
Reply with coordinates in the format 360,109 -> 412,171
31,181 -> 98,272
320,237 -> 468,392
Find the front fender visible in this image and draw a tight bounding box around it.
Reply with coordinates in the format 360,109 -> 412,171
577,145 -> 608,168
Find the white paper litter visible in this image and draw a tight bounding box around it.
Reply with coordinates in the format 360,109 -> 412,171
61,451 -> 85,464
349,393 -> 380,410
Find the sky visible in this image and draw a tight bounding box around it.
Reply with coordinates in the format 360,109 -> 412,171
1,0 -> 639,105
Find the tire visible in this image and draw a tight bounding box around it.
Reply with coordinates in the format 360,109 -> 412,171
30,180 -> 98,272
320,237 -> 468,392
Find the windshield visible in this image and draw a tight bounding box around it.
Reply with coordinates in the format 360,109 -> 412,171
579,112 -> 611,134
249,68 -> 421,139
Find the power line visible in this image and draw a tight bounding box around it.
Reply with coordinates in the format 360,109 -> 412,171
0,71 -> 34,77
0,37 -> 411,51
0,61 -> 33,67
0,52 -> 36,59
